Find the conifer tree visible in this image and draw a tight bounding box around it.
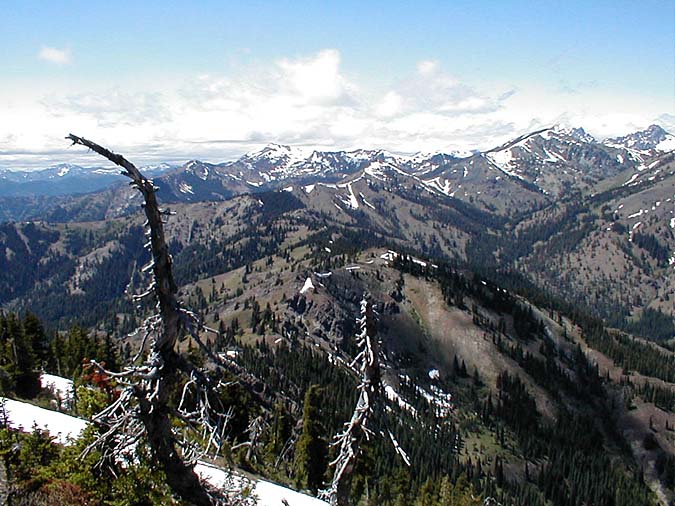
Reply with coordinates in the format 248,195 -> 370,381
294,384 -> 328,493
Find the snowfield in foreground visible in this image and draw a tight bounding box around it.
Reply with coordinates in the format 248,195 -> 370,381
3,384 -> 328,506
40,373 -> 75,406
0,397 -> 88,444
196,462 -> 328,506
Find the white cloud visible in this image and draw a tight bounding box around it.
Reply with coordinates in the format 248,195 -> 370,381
277,49 -> 352,104
38,46 -> 71,65
375,91 -> 403,118
417,60 -> 438,75
44,89 -> 172,127
1,48 -> 672,169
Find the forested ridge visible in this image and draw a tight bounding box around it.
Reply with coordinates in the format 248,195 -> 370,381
0,240 -> 668,504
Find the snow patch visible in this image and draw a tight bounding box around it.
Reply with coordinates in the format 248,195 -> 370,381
486,152 -> 525,180
300,277 -> 315,294
428,369 -> 440,380
359,192 -> 376,209
178,182 -> 194,195
41,373 -> 74,407
424,385 -> 453,417
196,462 -> 328,506
1,397 -> 88,445
380,249 -> 431,268
338,182 -> 359,209
422,177 -> 452,196
657,136 -> 675,152
542,147 -> 565,163
383,384 -> 417,415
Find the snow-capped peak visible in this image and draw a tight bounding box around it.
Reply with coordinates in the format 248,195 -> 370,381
244,143 -> 312,166
604,125 -> 675,152
179,160 -> 211,180
46,163 -> 81,177
547,125 -> 596,143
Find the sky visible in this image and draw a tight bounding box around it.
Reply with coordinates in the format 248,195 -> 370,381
1,0 -> 674,169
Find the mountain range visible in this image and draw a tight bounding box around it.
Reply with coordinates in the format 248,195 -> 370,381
2,124 -> 674,215
3,125 -> 675,326
3,124 -> 675,503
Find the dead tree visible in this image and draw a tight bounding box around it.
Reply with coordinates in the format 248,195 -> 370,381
321,295 -> 409,506
66,134 -> 237,506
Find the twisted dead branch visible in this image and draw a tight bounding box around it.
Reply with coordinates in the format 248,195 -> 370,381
66,134 -> 236,506
320,295 -> 409,506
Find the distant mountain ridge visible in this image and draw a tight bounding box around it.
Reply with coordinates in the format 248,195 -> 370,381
0,124 -> 673,222
0,162 -> 174,197
604,124 -> 675,154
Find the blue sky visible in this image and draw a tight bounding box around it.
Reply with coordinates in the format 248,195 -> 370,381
1,0 -> 673,167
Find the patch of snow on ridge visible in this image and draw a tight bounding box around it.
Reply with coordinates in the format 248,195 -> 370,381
178,182 -> 194,195
542,147 -> 565,163
380,249 -> 429,267
383,383 -> 417,415
657,136 -> 675,152
359,192 -> 376,209
364,161 -> 387,180
256,480 -> 328,506
423,177 -> 452,196
485,151 -> 525,180
623,173 -> 639,186
300,277 -> 315,294
337,182 -> 359,209
416,385 -> 453,417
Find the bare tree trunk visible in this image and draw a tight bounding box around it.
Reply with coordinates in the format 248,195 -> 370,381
324,296 -> 380,506
66,134 -> 215,506
322,295 -> 410,506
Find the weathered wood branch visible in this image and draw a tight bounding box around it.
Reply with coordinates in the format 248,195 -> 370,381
66,134 -> 220,506
323,295 -> 381,506
66,134 -> 179,353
